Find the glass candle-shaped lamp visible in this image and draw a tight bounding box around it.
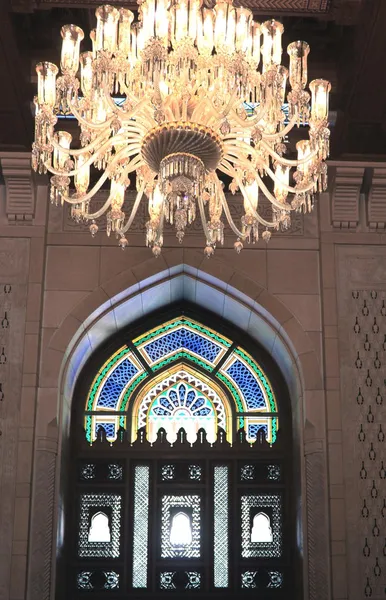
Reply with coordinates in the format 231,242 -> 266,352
155,0 -> 169,43
235,7 -> 252,54
309,79 -> 331,121
60,25 -> 84,75
244,179 -> 258,214
173,0 -> 189,43
250,22 -> 261,65
110,179 -> 125,211
287,41 -> 309,90
118,8 -> 134,57
188,0 -> 202,41
214,1 -> 235,51
95,5 -> 119,54
74,153 -> 91,194
36,62 -> 58,107
198,9 -> 214,54
296,140 -> 312,177
80,52 -> 93,96
274,164 -> 289,203
261,20 -> 284,72
148,184 -> 164,220
53,131 -> 72,170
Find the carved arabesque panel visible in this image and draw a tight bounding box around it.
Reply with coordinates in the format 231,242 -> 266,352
350,290 -> 386,598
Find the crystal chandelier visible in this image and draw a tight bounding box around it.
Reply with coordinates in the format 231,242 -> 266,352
32,1 -> 331,257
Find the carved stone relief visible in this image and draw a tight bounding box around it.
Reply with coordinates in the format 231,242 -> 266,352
28,432 -> 58,600
0,239 -> 29,600
337,247 -> 386,600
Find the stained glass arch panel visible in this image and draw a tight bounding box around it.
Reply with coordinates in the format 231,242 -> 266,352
84,315 -> 279,444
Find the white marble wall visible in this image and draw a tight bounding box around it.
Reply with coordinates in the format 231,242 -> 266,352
0,153 -> 385,600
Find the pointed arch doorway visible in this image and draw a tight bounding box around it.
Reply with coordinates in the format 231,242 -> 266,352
65,306 -> 299,599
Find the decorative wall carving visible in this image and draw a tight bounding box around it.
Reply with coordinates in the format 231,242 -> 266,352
337,247 -> 386,600
0,155 -> 36,224
0,239 -> 29,600
349,290 -> 386,599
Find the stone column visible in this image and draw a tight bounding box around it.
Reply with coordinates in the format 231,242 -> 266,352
305,438 -> 330,600
27,422 -> 58,600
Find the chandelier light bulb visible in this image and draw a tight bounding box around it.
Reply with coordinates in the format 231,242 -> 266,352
36,62 -> 58,107
31,0 -> 331,255
118,8 -> 134,57
60,25 -> 84,75
53,131 -> 72,170
261,20 -> 284,72
309,79 -> 331,121
287,40 -> 309,90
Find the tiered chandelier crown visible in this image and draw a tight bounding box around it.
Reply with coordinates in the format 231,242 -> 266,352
32,0 -> 331,256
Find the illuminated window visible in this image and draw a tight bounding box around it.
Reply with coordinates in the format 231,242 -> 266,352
68,312 -> 293,599
170,512 -> 192,546
88,512 -> 111,543
251,513 -> 273,543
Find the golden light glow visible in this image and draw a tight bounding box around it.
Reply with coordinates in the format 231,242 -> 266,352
32,0 -> 330,257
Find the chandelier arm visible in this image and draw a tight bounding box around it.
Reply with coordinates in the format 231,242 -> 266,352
255,172 -> 291,213
222,148 -> 260,172
121,183 -> 146,233
227,106 -> 268,129
60,170 -> 110,204
265,165 -> 316,194
83,196 -> 113,220
218,87 -> 239,120
218,162 -> 279,228
237,178 -> 279,228
45,138 -> 139,178
47,129 -> 125,160
261,139 -> 318,167
191,96 -> 213,123
219,159 -> 291,216
225,139 -> 315,195
56,148 -> 141,205
101,85 -> 157,131
70,103 -> 115,131
261,113 -> 299,140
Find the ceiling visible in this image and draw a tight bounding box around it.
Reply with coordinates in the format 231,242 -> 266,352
1,0 -> 385,159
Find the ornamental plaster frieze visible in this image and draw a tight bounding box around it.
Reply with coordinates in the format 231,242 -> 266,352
0,154 -> 36,225
330,165 -> 365,229
368,167 -> 386,230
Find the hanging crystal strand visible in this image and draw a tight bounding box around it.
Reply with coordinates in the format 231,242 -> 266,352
287,40 -> 310,124
50,131 -> 72,206
241,178 -> 259,243
207,185 -> 224,245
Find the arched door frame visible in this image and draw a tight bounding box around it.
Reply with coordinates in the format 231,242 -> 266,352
26,264 -> 330,600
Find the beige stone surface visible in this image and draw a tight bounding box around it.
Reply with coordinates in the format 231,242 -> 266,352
276,294 -> 322,332
267,250 -> 320,294
2,162 -> 386,600
43,290 -> 88,328
45,246 -> 100,291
